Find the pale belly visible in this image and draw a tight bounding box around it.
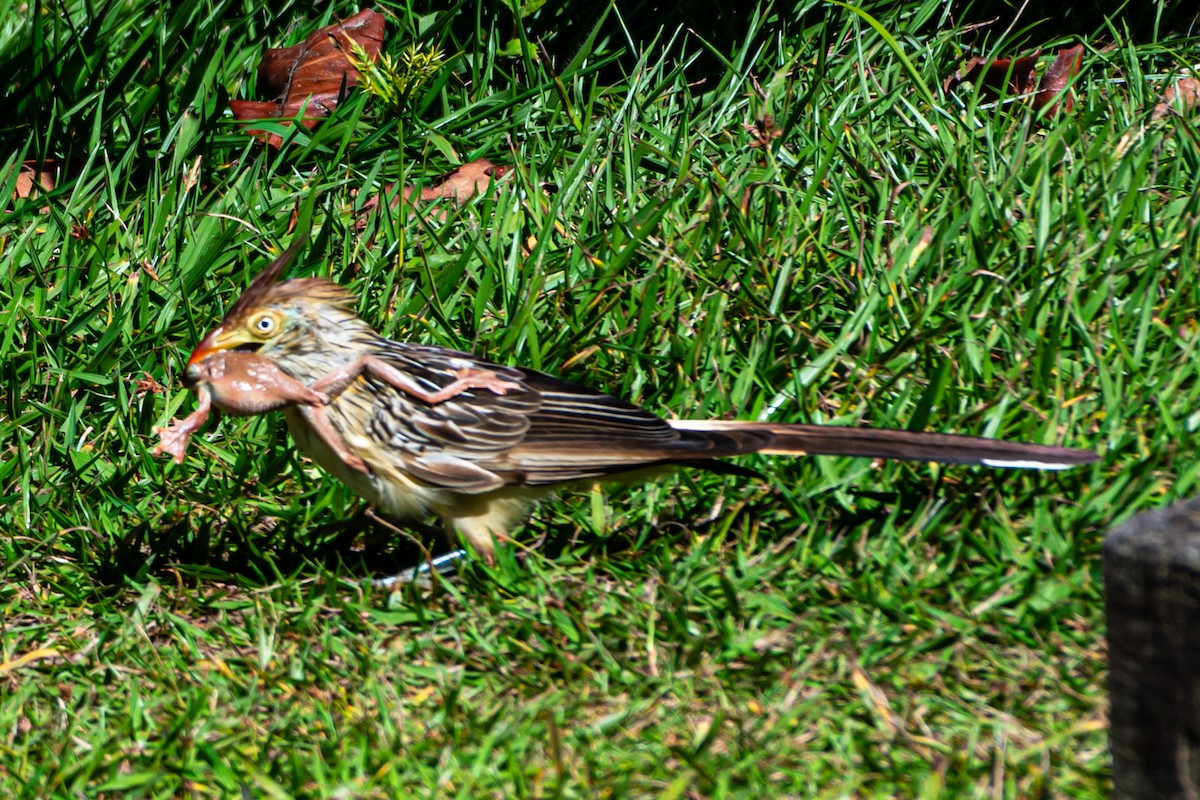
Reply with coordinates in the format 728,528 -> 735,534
281,402 -> 554,556
281,406 -> 434,519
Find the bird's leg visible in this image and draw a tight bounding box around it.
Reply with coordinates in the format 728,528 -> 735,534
152,387 -> 214,464
308,355 -> 521,405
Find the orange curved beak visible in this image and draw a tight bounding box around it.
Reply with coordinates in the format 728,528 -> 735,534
187,327 -> 228,367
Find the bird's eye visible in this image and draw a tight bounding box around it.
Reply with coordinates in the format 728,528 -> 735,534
252,314 -> 276,336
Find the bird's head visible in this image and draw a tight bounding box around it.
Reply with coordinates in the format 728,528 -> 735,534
187,239 -> 368,372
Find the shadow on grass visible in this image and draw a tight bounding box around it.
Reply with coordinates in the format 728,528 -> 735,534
89,467 -> 1028,590
93,507 -> 453,589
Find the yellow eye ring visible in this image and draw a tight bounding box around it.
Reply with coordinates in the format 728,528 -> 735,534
251,313 -> 277,337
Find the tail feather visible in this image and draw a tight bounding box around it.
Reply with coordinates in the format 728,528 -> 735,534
668,420 -> 1097,470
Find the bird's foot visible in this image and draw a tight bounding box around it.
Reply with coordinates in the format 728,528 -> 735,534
371,549 -> 466,589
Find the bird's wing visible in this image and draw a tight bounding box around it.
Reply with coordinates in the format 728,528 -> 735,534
319,342 -> 1096,493
332,342 -> 737,489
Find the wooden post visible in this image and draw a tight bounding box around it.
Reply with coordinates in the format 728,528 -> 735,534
1105,498 -> 1200,799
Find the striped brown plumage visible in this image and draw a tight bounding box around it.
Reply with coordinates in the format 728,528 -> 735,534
181,243 -> 1098,557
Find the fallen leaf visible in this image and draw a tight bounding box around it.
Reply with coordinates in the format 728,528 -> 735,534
851,665 -> 903,735
404,158 -> 510,203
1152,76 -> 1200,120
229,9 -> 385,148
1034,44 -> 1084,115
944,51 -> 1040,99
745,114 -> 782,149
359,158 -> 512,222
946,45 -> 1085,118
135,372 -> 166,394
13,160 -> 55,200
7,157 -> 87,212
0,648 -> 60,676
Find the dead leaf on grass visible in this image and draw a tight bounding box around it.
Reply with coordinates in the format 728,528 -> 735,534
7,157 -> 89,212
8,157 -> 80,212
1152,76 -> 1200,120
944,51 -> 1040,99
404,158 -> 511,203
229,9 -> 385,148
135,372 -> 166,395
745,114 -> 782,149
13,160 -> 56,201
358,158 -> 512,222
0,648 -> 61,677
851,664 -> 904,735
1034,44 -> 1084,115
945,45 -> 1084,117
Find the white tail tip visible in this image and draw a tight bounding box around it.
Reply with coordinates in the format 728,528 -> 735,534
980,458 -> 1078,471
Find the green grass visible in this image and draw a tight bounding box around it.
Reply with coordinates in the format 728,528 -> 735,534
1,0 -> 1196,795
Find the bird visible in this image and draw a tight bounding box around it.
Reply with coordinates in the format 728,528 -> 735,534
175,241 -> 1098,558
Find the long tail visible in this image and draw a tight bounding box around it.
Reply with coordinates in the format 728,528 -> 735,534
668,420 -> 1097,470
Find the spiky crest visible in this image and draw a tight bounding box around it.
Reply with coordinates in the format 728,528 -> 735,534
222,236 -> 309,322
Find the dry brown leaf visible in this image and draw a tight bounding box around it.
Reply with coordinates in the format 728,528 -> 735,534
946,45 -> 1085,119
358,159 -> 512,223
1034,45 -> 1084,115
229,9 -> 385,148
851,665 -> 904,735
8,157 -> 83,212
1152,77 -> 1200,120
745,114 -> 782,149
404,159 -> 510,203
945,51 -> 1040,99
14,160 -> 55,200
135,372 -> 167,395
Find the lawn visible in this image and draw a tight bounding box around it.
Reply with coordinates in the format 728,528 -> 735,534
1,0 -> 1197,796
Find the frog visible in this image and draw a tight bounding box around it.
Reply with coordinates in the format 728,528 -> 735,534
151,350 -> 368,474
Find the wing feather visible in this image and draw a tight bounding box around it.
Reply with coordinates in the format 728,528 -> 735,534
324,341 -> 725,488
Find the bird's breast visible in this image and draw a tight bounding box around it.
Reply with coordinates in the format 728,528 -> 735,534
281,404 -> 442,520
